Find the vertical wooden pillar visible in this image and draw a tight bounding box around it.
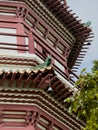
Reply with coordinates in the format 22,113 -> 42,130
48,122 -> 53,130
16,23 -> 25,53
64,59 -> 70,80
28,31 -> 35,54
0,110 -> 3,127
44,29 -> 49,40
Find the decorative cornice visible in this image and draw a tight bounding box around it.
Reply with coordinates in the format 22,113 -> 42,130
0,53 -> 43,65
0,89 -> 84,130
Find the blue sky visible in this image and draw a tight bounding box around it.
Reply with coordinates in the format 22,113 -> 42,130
67,0 -> 98,74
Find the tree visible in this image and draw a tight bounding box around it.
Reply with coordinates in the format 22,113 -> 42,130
92,60 -> 98,72
66,61 -> 98,130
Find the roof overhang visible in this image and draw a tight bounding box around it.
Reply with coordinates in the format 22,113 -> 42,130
0,0 -> 93,71
0,89 -> 84,129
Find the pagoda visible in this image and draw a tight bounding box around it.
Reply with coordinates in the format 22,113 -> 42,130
0,0 -> 93,130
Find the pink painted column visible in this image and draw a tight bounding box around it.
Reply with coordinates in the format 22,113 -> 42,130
16,23 -> 26,53
28,31 -> 35,54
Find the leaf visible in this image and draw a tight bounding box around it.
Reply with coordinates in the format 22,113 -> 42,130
81,68 -> 86,73
67,61 -> 98,130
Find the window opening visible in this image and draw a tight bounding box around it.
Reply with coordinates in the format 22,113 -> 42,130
36,23 -> 46,37
47,32 -> 56,46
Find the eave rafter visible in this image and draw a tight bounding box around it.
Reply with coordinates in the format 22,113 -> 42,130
8,72 -> 16,87
40,0 -> 93,69
0,65 -> 75,104
1,0 -> 93,69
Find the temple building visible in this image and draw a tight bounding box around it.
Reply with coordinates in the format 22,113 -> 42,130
0,0 -> 93,130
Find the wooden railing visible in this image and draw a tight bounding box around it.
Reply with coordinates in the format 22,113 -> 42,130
0,30 -> 79,86
0,1 -> 79,86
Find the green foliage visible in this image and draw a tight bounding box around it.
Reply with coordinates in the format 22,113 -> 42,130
66,61 -> 98,130
92,60 -> 98,72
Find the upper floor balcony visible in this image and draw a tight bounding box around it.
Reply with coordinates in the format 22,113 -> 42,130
0,0 -> 92,88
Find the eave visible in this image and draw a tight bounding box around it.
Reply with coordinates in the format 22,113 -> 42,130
0,89 -> 84,130
0,65 -> 73,102
0,57 -> 84,129
40,0 -> 93,69
0,0 -> 93,71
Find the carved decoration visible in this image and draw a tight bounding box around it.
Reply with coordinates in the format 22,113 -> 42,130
17,7 -> 28,19
25,111 -> 40,127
